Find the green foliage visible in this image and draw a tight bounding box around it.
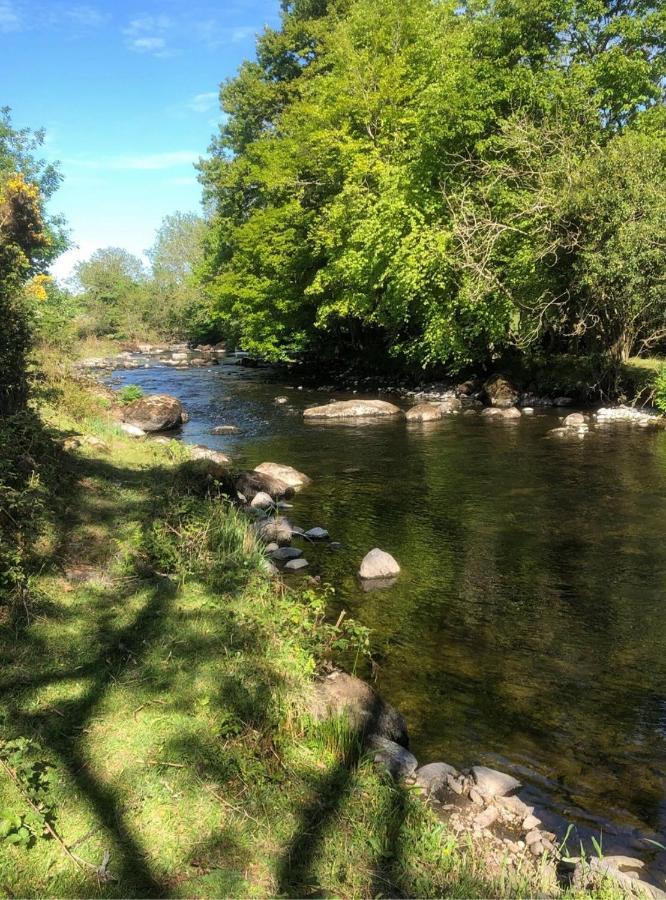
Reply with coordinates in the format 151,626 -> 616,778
199,0 -> 666,376
118,384 -> 145,404
653,365 -> 666,414
0,737 -> 55,849
0,108 -> 66,415
71,213 -> 213,342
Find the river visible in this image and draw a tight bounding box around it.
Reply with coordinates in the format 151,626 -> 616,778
109,352 -> 666,867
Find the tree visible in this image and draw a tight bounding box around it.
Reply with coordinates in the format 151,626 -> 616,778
0,108 -> 65,413
74,247 -> 146,338
199,0 -> 666,376
146,212 -> 211,338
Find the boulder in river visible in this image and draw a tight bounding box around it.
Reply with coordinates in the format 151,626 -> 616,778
483,375 -> 520,409
122,394 -> 187,432
359,548 -> 400,580
304,399 -> 402,420
211,425 -> 240,435
235,470 -> 294,502
405,403 -> 442,422
309,669 -> 409,747
439,397 -> 462,414
254,462 -> 311,489
304,527 -> 329,540
481,406 -> 520,420
563,412 -> 586,427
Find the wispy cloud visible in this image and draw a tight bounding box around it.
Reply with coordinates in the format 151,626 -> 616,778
123,14 -> 177,57
67,150 -> 199,171
187,91 -> 218,113
192,17 -> 256,49
0,0 -> 20,31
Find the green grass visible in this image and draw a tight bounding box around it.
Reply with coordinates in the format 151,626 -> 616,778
0,358 -> 628,897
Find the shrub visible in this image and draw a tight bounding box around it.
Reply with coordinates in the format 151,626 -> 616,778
653,365 -> 666,413
118,384 -> 144,404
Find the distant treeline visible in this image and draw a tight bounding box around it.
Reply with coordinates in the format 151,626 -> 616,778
198,0 -> 665,376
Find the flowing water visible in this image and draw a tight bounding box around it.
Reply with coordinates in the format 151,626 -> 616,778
110,355 -> 666,865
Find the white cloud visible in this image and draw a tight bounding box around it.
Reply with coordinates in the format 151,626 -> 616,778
123,14 -> 176,57
65,150 -> 199,171
0,0 -> 20,31
231,25 -> 255,43
187,91 -> 218,113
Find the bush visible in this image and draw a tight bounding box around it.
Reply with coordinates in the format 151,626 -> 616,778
653,365 -> 666,413
118,384 -> 144,404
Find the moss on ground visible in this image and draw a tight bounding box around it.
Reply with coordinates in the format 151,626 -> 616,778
0,359 -> 624,898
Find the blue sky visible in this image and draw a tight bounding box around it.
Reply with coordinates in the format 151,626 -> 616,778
0,0 -> 281,279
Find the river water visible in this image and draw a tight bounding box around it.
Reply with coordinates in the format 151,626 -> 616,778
110,355 -> 666,865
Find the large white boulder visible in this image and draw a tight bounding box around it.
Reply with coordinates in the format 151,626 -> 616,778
359,548 -> 400,580
254,462 -> 311,488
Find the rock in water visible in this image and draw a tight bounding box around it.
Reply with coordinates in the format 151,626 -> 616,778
254,462 -> 311,488
235,470 -> 294,502
405,403 -> 443,422
269,547 -> 302,561
211,425 -> 240,434
284,558 -> 309,572
189,445 -> 231,466
359,548 -> 400,580
563,412 -> 586,427
250,491 -> 275,509
121,394 -> 186,432
304,399 -> 402,419
471,765 -> 521,799
483,375 -> 520,409
309,670 -> 409,747
304,527 -> 329,540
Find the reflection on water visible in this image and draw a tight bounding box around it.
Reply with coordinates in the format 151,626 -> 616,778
111,359 -> 666,855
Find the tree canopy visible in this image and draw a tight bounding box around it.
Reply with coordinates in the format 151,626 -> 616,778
199,0 -> 666,373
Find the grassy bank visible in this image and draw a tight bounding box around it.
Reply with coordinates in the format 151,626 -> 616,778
1,354 -> 620,898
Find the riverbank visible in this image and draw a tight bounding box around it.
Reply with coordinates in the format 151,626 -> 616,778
0,348 -> 643,897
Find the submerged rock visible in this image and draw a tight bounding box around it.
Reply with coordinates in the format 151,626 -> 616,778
304,399 -> 402,419
122,394 -> 187,432
284,557 -> 309,572
269,546 -> 302,561
254,462 -> 311,489
309,669 -> 409,747
211,425 -> 240,435
304,527 -> 329,540
405,403 -> 442,422
359,548 -> 400,580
